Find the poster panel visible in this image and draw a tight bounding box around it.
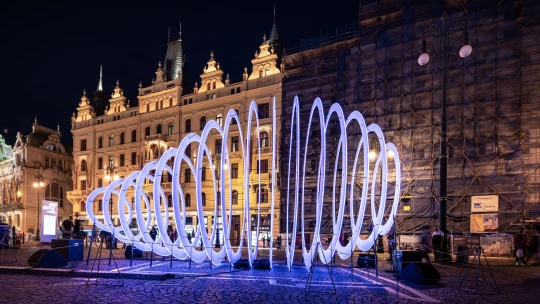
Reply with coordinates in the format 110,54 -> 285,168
41,200 -> 58,242
471,195 -> 498,212
470,213 -> 498,233
480,236 -> 512,256
397,235 -> 423,250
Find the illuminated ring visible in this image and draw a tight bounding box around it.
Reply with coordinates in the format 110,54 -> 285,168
86,96 -> 400,270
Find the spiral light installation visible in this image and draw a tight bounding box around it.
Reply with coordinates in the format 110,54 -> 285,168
86,96 -> 401,270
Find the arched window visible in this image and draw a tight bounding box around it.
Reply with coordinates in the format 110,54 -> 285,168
212,81 -> 216,89
257,188 -> 268,203
200,116 -> 206,130
259,69 -> 264,78
98,137 -> 103,148
265,67 -> 270,76
81,201 -> 86,212
260,131 -> 269,148
169,98 -> 173,107
156,124 -> 162,134
160,100 -> 163,109
131,130 -> 137,142
232,190 -> 238,205
185,144 -> 191,158
46,144 -> 57,152
120,132 -> 125,144
81,160 -> 87,172
232,109 -> 240,125
185,194 -> 191,207
167,194 -> 173,208
109,134 -> 114,146
216,113 -> 223,127
146,103 -> 150,112
98,199 -> 103,212
168,122 -> 174,135
201,192 -> 206,207
145,126 -> 150,137
207,82 -> 211,91
45,183 -> 64,208
151,144 -> 159,159
185,119 -> 191,132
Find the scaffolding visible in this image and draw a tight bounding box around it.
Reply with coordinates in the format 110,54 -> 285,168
279,0 -> 540,235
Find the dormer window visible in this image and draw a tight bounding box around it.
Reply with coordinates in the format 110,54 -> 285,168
146,103 -> 150,112
259,69 -> 264,78
212,81 -> 216,89
207,82 -> 211,91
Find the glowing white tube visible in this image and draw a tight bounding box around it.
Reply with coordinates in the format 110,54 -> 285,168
85,96 -> 401,270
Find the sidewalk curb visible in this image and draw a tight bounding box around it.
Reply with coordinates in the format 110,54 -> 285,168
0,265 -> 172,280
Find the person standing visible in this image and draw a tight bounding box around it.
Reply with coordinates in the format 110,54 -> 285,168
431,226 -> 444,262
513,228 -> 528,266
277,235 -> 282,250
73,213 -> 82,239
61,216 -> 74,239
386,227 -> 396,261
262,235 -> 267,248
149,226 -> 158,242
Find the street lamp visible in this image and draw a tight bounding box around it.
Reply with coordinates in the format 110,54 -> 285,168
418,12 -> 472,255
104,166 -> 119,182
211,153 -> 227,249
33,173 -> 45,241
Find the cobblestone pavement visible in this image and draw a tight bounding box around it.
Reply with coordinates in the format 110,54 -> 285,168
0,242 -> 538,303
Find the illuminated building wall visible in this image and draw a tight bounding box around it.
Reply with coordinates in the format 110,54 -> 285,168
0,122 -> 73,234
68,27 -> 283,245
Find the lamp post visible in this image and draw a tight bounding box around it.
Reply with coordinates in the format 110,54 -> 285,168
418,12 -> 472,255
33,173 -> 45,241
104,166 -> 119,183
211,153 -> 227,249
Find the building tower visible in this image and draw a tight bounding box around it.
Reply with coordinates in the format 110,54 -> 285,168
164,23 -> 184,82
92,65 -> 109,116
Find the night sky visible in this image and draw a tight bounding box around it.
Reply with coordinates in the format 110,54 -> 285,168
0,1 -> 360,146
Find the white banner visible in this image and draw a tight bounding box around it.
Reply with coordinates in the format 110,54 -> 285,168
471,195 -> 498,212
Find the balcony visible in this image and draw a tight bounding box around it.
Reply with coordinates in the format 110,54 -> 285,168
67,189 -> 91,201
146,134 -> 168,142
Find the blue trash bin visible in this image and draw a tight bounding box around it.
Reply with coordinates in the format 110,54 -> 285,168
0,224 -> 11,246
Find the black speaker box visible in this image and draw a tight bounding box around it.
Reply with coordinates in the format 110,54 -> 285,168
357,253 -> 376,268
125,245 -> 143,258
233,258 -> 251,269
399,263 -> 441,284
394,250 -> 423,272
253,258 -> 271,270
27,249 -> 69,268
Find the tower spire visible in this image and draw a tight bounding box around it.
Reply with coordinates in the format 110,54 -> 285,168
179,22 -> 182,40
269,6 -> 278,41
97,65 -> 103,92
168,26 -> 171,42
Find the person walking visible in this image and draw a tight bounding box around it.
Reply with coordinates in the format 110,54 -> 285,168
277,235 -> 282,250
420,226 -> 431,263
262,235 -> 267,248
431,226 -> 444,262
513,228 -> 528,266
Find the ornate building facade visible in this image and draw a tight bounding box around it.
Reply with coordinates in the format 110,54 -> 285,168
67,24 -> 282,245
0,121 -> 73,234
